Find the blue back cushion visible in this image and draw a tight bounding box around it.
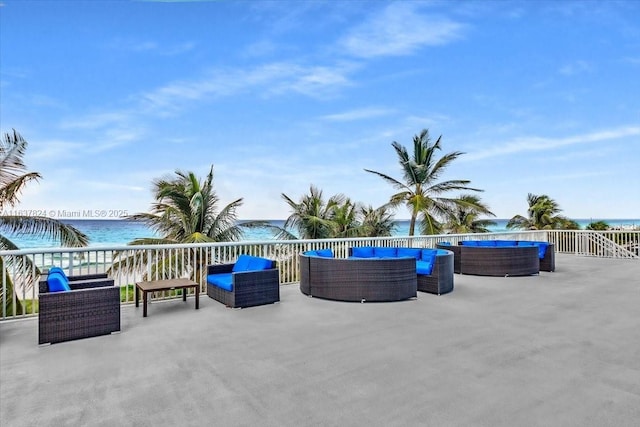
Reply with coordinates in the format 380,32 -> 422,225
397,248 -> 422,260
49,267 -> 68,281
477,240 -> 496,246
303,250 -> 319,257
421,249 -> 437,262
232,255 -> 253,272
517,241 -> 535,246
495,240 -> 517,247
535,242 -> 548,258
374,247 -> 397,258
315,248 -> 334,258
247,257 -> 273,271
47,271 -> 71,292
352,246 -> 375,258
461,240 -> 478,246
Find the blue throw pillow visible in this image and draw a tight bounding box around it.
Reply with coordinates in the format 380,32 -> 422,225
303,250 -> 319,256
397,248 -> 422,260
47,271 -> 71,292
232,255 -> 253,272
352,246 -> 374,258
315,248 -> 334,258
374,247 -> 397,258
438,241 -> 451,246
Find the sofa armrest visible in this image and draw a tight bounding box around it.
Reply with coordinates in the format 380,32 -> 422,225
207,263 -> 234,275
68,273 -> 109,281
69,279 -> 115,290
232,268 -> 280,287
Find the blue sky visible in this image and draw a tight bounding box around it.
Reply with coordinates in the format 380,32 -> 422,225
1,0 -> 639,221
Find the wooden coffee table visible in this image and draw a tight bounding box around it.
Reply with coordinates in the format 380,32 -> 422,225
135,278 -> 199,317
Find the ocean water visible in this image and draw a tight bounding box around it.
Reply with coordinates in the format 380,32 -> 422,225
4,218 -> 639,250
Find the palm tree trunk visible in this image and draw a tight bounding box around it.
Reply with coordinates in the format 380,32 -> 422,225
408,215 -> 417,236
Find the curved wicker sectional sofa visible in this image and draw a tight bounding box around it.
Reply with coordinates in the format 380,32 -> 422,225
299,246 -> 454,302
436,240 -> 555,276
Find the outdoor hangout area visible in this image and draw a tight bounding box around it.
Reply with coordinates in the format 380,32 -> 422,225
2,253 -> 639,426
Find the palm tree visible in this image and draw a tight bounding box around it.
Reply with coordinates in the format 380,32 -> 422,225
586,220 -> 609,231
359,204 -> 397,237
507,193 -> 570,230
1,130 -> 88,315
280,185 -> 345,239
443,194 -> 497,234
365,129 -> 482,235
114,166 -> 255,282
329,198 -> 361,238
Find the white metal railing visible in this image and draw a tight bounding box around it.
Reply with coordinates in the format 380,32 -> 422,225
546,230 -> 640,258
1,230 -> 638,320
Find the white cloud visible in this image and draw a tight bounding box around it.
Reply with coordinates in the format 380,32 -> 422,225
559,60 -> 593,76
340,2 -> 464,58
464,126 -> 640,161
320,107 -> 394,122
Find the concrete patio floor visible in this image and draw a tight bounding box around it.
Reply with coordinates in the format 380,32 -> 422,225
1,254 -> 639,427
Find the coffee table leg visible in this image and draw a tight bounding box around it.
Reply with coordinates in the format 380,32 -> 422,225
195,285 -> 199,310
135,285 -> 139,307
143,291 -> 148,317
183,288 -> 187,302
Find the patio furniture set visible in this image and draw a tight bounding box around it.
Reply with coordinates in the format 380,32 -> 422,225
38,242 -> 555,344
436,240 -> 555,276
299,246 -> 455,302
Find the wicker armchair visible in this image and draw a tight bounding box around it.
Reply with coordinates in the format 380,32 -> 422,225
206,258 -> 280,308
38,270 -> 121,345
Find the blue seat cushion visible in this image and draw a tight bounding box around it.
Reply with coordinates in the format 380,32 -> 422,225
352,246 -> 375,258
517,241 -> 535,246
374,247 -> 397,258
207,273 -> 233,292
47,271 -> 71,292
495,240 -> 517,247
416,261 -> 434,275
397,248 -> 422,260
315,248 -> 334,258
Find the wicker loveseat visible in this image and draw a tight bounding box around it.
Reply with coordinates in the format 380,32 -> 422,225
436,240 -> 555,276
299,251 -> 417,302
348,246 -> 454,295
206,255 -> 280,308
38,269 -> 121,345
